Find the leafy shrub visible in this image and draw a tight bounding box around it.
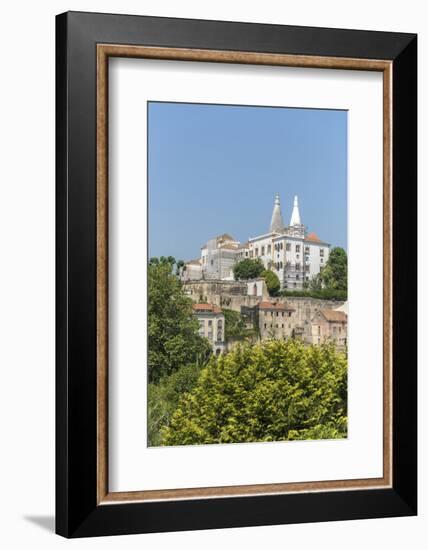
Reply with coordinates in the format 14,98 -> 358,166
161,339 -> 347,446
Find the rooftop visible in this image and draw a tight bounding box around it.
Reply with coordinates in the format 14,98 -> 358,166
305,232 -> 321,243
320,309 -> 348,322
258,301 -> 295,312
192,303 -> 223,314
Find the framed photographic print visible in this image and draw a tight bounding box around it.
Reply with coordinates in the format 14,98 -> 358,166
56,11 -> 417,538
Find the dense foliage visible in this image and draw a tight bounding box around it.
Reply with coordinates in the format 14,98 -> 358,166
280,288 -> 347,301
148,363 -> 202,446
233,258 -> 265,280
319,247 -> 347,291
223,308 -> 257,342
148,259 -> 211,383
161,339 -> 347,446
261,269 -> 280,296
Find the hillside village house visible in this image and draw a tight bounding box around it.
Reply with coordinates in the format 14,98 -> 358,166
310,309 -> 348,349
192,303 -> 225,355
257,301 -> 296,340
182,193 -> 330,290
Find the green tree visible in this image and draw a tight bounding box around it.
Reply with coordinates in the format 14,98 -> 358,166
148,363 -> 202,446
148,260 -> 211,383
161,339 -> 347,446
233,258 -> 265,280
309,272 -> 322,291
222,308 -> 256,341
261,269 -> 280,296
320,247 -> 347,291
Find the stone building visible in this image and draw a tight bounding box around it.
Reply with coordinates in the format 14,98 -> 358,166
192,303 -> 225,355
240,194 -> 330,290
257,301 -> 296,340
183,279 -> 268,312
183,194 -> 330,290
310,309 -> 348,349
181,258 -> 202,281
200,233 -> 240,280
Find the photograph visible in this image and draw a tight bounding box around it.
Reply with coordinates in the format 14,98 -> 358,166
147,101 -> 348,447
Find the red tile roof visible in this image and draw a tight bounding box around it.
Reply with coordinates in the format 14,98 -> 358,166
192,303 -> 222,314
320,309 -> 347,322
305,232 -> 321,243
258,301 -> 295,312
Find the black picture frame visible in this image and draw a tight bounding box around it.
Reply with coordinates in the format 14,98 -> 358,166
56,11 -> 417,538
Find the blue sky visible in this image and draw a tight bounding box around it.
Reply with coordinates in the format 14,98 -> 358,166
148,102 -> 347,261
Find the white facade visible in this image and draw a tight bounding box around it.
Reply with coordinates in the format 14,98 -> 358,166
245,195 -> 330,289
183,194 -> 331,289
200,234 -> 240,280
192,304 -> 225,355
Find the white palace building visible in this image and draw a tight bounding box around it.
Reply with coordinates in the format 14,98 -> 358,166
182,194 -> 330,290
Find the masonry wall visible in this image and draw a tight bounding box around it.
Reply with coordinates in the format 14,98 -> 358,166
183,280 -> 269,312
183,281 -> 345,341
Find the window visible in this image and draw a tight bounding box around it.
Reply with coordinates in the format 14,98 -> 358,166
249,251 -> 253,258
208,320 -> 212,326
255,248 -> 258,257
305,246 -> 310,253
296,263 -> 301,271
280,242 -> 283,250
217,319 -> 223,330
279,261 -> 283,269
305,264 -> 310,272
296,274 -> 300,280
264,323 -> 266,329
282,312 -> 284,317
281,324 -> 284,328
286,243 -> 291,251
210,259 -> 214,266
320,258 -> 323,264
267,244 -> 271,254
296,254 -> 299,259
296,244 -> 301,253
320,248 -> 324,257
261,246 -> 265,255
276,311 -> 279,317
